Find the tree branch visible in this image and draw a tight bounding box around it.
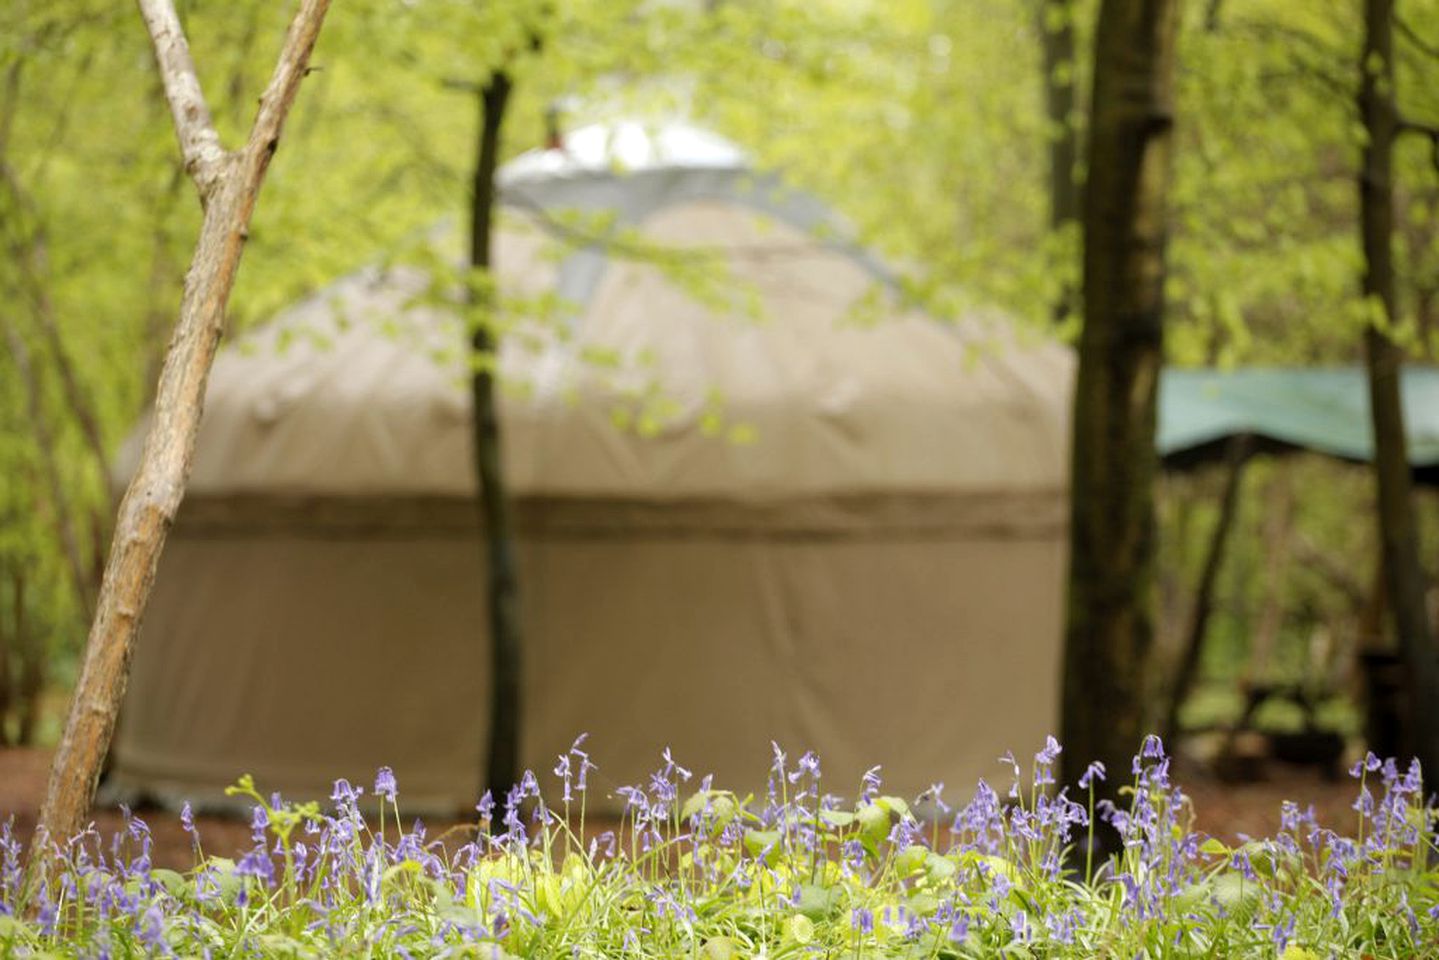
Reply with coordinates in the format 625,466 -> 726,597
1398,117 -> 1439,174
1396,14 -> 1439,61
240,0 -> 329,180
136,0 -> 229,197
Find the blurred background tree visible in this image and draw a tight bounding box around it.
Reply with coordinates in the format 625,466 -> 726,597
2,0 -> 1437,777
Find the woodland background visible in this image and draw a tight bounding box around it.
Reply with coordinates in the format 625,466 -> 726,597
3,0 -> 1439,764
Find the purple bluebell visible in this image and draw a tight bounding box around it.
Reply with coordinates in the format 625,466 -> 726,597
374,766 -> 398,802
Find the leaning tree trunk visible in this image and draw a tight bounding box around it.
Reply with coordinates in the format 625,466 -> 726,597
1060,0 -> 1179,807
469,71 -> 522,801
1358,0 -> 1439,777
36,0 -> 331,846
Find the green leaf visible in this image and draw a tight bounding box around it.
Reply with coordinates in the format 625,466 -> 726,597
895,844 -> 929,876
795,882 -> 842,920
1199,837 -> 1230,857
924,851 -> 958,883
701,937 -> 738,960
153,867 -> 190,898
856,802 -> 891,852
744,829 -> 782,859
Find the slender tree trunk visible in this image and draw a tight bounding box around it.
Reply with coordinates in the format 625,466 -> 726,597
1163,438 -> 1249,744
1,316 -> 93,618
1246,473 -> 1294,682
1359,0 -> 1439,776
36,0 -> 331,846
15,569 -> 41,747
0,564 -> 11,748
0,166 -> 110,502
470,71 -> 522,802
1060,0 -> 1179,805
1039,0 -> 1080,323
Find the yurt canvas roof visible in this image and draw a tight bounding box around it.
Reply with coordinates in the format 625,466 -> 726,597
115,120 -> 1072,510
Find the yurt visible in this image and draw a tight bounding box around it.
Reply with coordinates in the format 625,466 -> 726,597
109,120 -> 1075,813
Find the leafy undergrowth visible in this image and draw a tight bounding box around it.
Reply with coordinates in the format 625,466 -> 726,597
2,736 -> 1437,958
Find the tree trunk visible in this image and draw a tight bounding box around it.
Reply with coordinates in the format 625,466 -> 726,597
470,71 -> 522,802
1060,0 -> 1179,807
0,165 -> 110,510
1246,472 -> 1295,682
15,569 -> 41,747
0,315 -> 93,618
1162,438 -> 1249,745
0,565 -> 11,748
36,0 -> 331,846
1358,0 -> 1439,776
1039,0 -> 1080,324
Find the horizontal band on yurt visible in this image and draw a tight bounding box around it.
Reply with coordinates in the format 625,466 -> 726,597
169,492 -> 1067,541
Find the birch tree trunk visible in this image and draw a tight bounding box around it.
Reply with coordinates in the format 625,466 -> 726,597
1060,0 -> 1179,812
36,0 -> 331,845
1358,0 -> 1439,777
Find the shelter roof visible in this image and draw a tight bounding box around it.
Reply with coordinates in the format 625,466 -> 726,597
498,120 -> 748,184
1159,366 -> 1439,483
115,120 -> 1073,504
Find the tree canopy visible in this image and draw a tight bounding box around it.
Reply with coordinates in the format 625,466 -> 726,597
3,0 -> 1438,748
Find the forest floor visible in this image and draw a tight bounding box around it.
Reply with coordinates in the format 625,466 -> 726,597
2,746 -> 1366,871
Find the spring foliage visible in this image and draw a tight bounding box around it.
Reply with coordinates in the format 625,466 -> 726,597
3,737 -> 1439,957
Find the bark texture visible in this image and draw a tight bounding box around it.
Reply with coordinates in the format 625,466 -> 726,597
36,0 -> 331,846
1060,0 -> 1179,803
1358,0 -> 1439,777
470,71 -> 523,801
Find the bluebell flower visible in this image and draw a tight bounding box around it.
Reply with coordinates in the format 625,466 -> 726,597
1349,751 -> 1382,778
374,766 -> 398,802
250,805 -> 269,842
330,778 -> 362,807
136,903 -> 170,956
789,750 -> 820,785
236,847 -> 276,886
765,742 -> 788,782
860,766 -> 883,802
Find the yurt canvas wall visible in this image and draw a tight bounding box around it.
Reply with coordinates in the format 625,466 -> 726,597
109,122 -> 1074,813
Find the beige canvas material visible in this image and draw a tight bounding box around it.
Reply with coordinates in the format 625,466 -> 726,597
110,128 -> 1075,813
114,205 -> 1071,502
111,531 -> 1066,813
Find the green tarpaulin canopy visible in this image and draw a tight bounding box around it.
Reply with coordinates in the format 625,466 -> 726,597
1159,366 -> 1439,484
